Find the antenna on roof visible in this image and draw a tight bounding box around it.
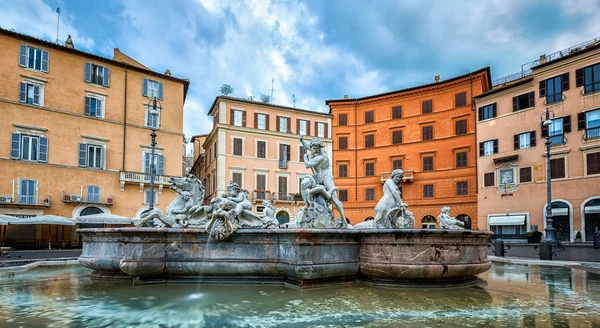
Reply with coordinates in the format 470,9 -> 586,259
56,7 -> 61,44
292,94 -> 296,108
269,78 -> 280,104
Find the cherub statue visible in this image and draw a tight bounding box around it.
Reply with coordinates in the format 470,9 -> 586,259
437,206 -> 465,229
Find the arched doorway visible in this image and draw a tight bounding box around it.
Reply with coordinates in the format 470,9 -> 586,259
582,197 -> 600,242
456,214 -> 472,230
79,206 -> 105,229
544,200 -> 572,242
421,215 -> 436,229
276,211 -> 290,225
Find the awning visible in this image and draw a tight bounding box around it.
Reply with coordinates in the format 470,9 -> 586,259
489,215 -> 526,226
552,208 -> 568,216
0,214 -> 20,224
76,213 -> 131,225
585,206 -> 600,214
10,215 -> 75,226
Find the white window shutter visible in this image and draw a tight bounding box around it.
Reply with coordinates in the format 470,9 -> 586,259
38,136 -> 48,163
142,78 -> 148,97
157,154 -> 164,175
84,96 -> 91,115
101,145 -> 106,169
78,143 -> 87,167
103,67 -> 110,87
143,152 -> 151,173
96,99 -> 103,117
41,50 -> 49,73
33,85 -> 40,105
158,82 -> 164,100
11,133 -> 21,159
84,62 -> 92,82
19,82 -> 27,103
19,44 -> 27,67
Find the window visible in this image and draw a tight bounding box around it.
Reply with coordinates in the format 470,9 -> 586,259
299,146 -> 304,161
393,159 -> 403,170
339,164 -> 348,178
513,92 -> 534,111
515,131 -> 536,150
587,152 -> 600,175
317,122 -> 326,138
392,106 -> 402,119
422,126 -> 433,141
233,138 -> 243,156
298,120 -> 307,135
580,109 -> 600,140
19,81 -> 43,106
422,100 -> 432,114
456,181 -> 468,196
365,111 -> 374,123
143,189 -> 158,205
550,158 -> 566,179
479,140 -> 498,156
339,114 -> 348,126
499,169 -> 515,185
84,63 -> 110,87
279,144 -> 290,164
478,103 -> 496,121
577,63 -> 600,94
455,120 -> 467,135
278,176 -> 288,200
19,44 -> 49,72
365,162 -> 374,177
366,188 -> 375,201
422,215 -> 436,229
142,152 -> 165,175
257,113 -> 267,130
142,78 -> 164,100
214,141 -> 217,159
455,92 -> 467,107
10,133 -> 47,163
256,174 -> 266,194
257,141 -> 266,158
233,110 -> 243,127
365,135 -> 374,148
338,137 -> 348,150
544,117 -> 570,146
146,105 -> 160,129
519,167 -> 532,183
339,190 -> 348,202
78,143 -> 105,170
490,224 -> 526,236
18,179 -> 37,204
232,172 -> 242,186
484,172 -> 495,187
87,186 -> 100,203
456,152 -> 467,168
392,131 -> 402,144
84,94 -> 105,118
423,185 -> 434,198
422,156 -> 434,172
278,116 -> 288,132
541,73 -> 568,104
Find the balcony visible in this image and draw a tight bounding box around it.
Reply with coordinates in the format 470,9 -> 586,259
252,190 -> 271,203
380,170 -> 414,183
0,194 -> 51,208
584,127 -> 600,140
279,160 -> 288,169
119,171 -> 175,193
549,134 -> 566,147
61,191 -> 114,206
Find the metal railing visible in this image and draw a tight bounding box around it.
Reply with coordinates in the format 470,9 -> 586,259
120,171 -> 172,184
492,69 -> 532,87
61,191 -> 114,205
585,127 -> 600,140
549,134 -> 566,146
252,191 -> 269,201
0,194 -> 51,207
279,160 -> 288,169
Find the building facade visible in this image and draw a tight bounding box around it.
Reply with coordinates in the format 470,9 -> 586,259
0,28 -> 189,248
195,96 -> 333,225
475,40 -> 600,243
327,68 -> 491,227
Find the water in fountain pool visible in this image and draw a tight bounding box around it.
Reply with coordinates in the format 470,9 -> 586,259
0,263 -> 599,327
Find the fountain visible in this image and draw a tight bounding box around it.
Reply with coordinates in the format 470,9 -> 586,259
78,136 -> 491,288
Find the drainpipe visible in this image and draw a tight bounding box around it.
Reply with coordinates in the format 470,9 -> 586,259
122,64 -> 128,171
354,99 -> 358,201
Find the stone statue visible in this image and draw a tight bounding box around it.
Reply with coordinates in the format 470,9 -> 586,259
298,136 -> 347,228
374,169 -> 404,228
262,200 -> 277,223
438,206 -> 465,229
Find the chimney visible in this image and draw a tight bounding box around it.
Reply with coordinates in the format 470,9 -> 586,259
434,75 -> 441,83
164,69 -> 172,76
343,95 -> 349,99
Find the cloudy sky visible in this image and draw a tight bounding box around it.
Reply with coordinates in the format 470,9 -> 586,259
2,0 -> 600,143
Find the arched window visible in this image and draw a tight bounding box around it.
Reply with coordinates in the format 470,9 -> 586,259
422,215 -> 436,229
584,198 -> 600,242
79,206 -> 104,228
549,201 -> 570,242
276,211 -> 290,225
456,214 -> 472,230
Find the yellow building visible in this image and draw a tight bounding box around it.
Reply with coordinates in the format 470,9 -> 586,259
0,28 -> 189,248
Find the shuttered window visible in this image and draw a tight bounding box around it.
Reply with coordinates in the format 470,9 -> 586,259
550,158 -> 566,179
339,114 -> 348,126
338,137 -> 348,150
422,100 -> 432,114
392,131 -> 402,144
142,152 -> 164,175
18,179 -> 37,205
392,159 -> 402,170
422,126 -> 433,140
232,173 -> 242,186
484,172 -> 495,187
478,103 -> 496,121
422,156 -> 434,172
577,63 -> 600,94
392,106 -> 402,119
423,185 -> 434,198
365,135 -> 374,148
233,138 -> 243,156
365,111 -> 374,123
84,95 -> 104,118
519,167 -> 532,183
339,190 -> 348,202
256,174 -> 266,190
142,78 -> 164,100
541,73 -> 568,104
19,44 -> 49,72
587,152 -> 600,175
512,91 -> 535,111
339,164 -> 348,178
86,186 -> 100,203
456,152 -> 467,168
84,62 -> 110,87
257,141 -> 266,158
365,162 -> 374,176
10,133 -> 48,163
455,92 -> 467,107
19,81 -> 43,106
456,181 -> 468,196
366,189 -> 375,201
455,120 -> 467,135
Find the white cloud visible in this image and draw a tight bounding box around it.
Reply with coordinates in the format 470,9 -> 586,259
0,0 -> 94,49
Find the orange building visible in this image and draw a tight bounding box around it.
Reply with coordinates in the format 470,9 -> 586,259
327,68 -> 491,228
0,28 -> 189,248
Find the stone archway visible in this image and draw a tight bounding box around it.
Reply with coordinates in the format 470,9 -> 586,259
456,214 -> 472,230
581,196 -> 600,242
543,199 -> 574,242
72,204 -> 110,219
421,215 -> 436,229
275,207 -> 294,223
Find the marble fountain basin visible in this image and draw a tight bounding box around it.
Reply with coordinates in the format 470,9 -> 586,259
78,228 -> 492,288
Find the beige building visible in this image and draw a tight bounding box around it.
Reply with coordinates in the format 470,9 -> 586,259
474,39 -> 600,242
192,96 -> 333,224
0,28 -> 189,248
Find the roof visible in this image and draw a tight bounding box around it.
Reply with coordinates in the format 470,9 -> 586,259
325,67 -> 491,104
473,77 -> 534,99
0,27 -> 190,101
532,38 -> 600,70
207,96 -> 333,117
190,134 -> 209,142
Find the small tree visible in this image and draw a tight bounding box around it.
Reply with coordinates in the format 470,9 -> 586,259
260,94 -> 271,103
219,84 -> 234,96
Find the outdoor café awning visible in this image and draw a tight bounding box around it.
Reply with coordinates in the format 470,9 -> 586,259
0,214 -> 19,225
552,208 -> 569,216
488,215 -> 526,226
10,215 -> 75,226
76,213 -> 131,225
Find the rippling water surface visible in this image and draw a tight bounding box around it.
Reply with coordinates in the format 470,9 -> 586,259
0,263 -> 599,327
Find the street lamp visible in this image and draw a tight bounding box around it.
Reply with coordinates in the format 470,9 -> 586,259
147,97 -> 162,212
540,107 -> 556,260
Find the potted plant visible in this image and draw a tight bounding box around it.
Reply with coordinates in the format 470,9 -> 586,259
526,230 -> 543,243
293,193 -> 302,201
575,231 -> 582,243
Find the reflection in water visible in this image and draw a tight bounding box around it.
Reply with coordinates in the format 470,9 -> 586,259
0,264 -> 599,327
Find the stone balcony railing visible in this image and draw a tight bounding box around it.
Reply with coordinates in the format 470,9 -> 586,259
119,171 -> 174,193
380,170 -> 414,183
